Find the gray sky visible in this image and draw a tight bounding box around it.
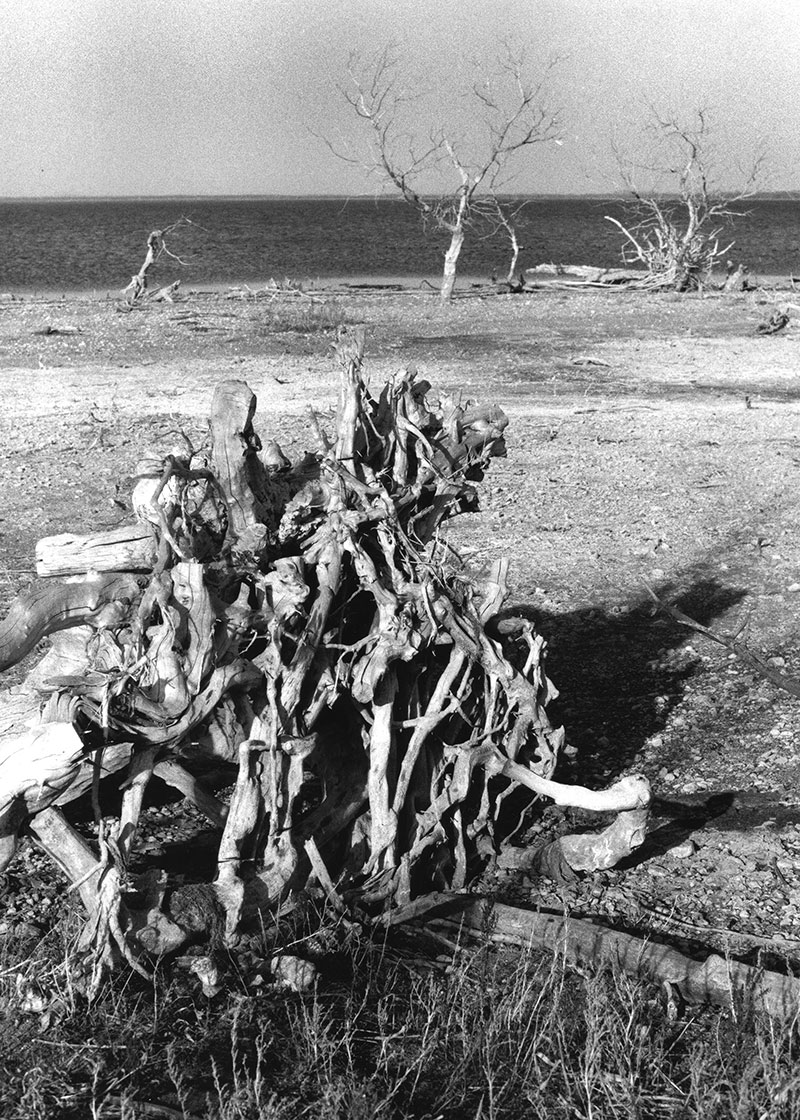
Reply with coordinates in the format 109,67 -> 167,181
1,0 -> 798,197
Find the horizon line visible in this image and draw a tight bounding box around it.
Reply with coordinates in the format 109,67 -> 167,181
2,190 -> 799,203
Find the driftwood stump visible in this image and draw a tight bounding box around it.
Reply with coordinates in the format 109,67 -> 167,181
0,337 -> 653,991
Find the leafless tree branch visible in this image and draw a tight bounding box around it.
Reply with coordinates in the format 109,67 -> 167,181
607,110 -> 768,291
331,44 -> 560,300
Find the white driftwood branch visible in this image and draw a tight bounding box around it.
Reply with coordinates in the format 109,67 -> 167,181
489,751 -> 651,811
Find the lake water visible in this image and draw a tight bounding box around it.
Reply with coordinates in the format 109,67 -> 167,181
1,195 -> 798,293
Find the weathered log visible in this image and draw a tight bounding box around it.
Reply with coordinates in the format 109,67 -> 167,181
420,896 -> 800,1018
35,525 -> 157,577
522,263 -> 650,290
28,806 -> 102,915
0,573 -> 141,673
0,680 -> 87,872
214,739 -> 267,941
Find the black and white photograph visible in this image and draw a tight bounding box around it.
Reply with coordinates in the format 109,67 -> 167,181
1,2 -> 800,1116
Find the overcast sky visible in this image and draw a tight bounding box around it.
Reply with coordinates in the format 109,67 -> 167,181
1,0 -> 798,198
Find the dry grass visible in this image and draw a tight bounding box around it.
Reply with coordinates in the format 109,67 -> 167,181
1,906 -> 798,1120
250,297 -> 355,336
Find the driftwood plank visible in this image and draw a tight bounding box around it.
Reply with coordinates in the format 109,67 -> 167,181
36,524 -> 157,577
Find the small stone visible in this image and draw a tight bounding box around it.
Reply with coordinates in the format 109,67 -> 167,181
787,583 -> 800,594
189,956 -> 224,998
272,955 -> 317,993
13,921 -> 41,942
668,840 -> 697,859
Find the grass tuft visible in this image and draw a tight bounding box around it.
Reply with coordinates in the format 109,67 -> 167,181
0,912 -> 798,1118
252,299 -> 356,336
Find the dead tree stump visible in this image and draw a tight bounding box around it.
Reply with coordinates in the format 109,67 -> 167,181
0,348 -> 651,989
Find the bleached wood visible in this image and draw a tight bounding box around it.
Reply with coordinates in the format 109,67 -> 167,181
36,525 -> 157,577
153,759 -> 228,828
426,897 -> 800,1018
490,753 -> 651,812
0,573 -> 140,673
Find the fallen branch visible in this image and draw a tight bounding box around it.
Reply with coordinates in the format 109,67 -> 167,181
417,895 -> 800,1018
643,582 -> 800,700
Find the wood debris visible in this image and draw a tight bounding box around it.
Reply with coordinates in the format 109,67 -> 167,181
0,328 -> 652,988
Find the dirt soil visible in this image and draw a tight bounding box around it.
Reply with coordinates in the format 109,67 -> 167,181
1,283 -> 800,966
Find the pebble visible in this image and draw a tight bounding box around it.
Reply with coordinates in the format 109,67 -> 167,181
668,840 -> 697,859
272,955 -> 318,993
13,921 -> 41,941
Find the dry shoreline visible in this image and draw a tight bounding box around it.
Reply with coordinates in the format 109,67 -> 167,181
0,268 -> 793,302
1,284 -> 800,955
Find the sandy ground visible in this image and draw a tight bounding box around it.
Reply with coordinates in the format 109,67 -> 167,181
1,283 -> 800,960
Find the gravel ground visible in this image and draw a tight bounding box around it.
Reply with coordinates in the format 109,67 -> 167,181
1,284 -> 800,970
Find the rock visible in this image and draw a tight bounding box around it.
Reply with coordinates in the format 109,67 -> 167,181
272,954 -> 318,993
13,921 -> 41,942
668,840 -> 697,859
189,955 -> 223,998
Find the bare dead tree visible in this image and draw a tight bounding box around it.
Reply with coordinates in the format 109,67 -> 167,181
121,217 -> 198,305
605,110 -> 767,292
333,45 -> 559,302
486,197 -> 529,286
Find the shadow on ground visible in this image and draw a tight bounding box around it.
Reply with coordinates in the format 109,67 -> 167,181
496,574 -> 748,784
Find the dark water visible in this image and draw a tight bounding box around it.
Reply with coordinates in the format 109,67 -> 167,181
1,195 -> 798,292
